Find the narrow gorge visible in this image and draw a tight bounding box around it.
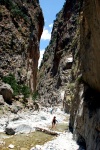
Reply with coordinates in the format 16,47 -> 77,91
38,0 -> 100,149
0,0 -> 100,150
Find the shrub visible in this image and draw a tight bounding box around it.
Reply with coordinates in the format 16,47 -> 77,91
2,73 -> 19,96
2,73 -> 30,98
32,91 -> 39,101
20,85 -> 30,98
0,0 -> 28,22
11,5 -> 28,22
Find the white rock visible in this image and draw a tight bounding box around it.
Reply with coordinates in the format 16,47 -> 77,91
8,144 -> 15,149
36,145 -> 43,149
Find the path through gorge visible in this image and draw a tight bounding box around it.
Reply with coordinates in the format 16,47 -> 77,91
0,107 -> 80,150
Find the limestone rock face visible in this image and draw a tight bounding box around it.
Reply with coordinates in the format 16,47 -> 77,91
69,84 -> 100,150
0,0 -> 44,92
80,0 -> 100,92
69,0 -> 100,150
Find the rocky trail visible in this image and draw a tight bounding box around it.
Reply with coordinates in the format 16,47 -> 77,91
0,107 -> 81,150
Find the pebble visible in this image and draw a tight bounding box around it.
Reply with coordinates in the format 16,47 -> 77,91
8,144 -> 15,149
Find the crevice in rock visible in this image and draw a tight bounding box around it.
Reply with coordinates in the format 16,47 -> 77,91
11,17 -> 19,29
77,134 -> 86,150
84,86 -> 100,113
0,12 -> 3,21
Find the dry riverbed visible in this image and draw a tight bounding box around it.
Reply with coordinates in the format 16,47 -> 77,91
0,107 -> 79,150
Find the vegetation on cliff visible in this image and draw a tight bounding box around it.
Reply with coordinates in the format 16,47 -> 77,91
2,74 -> 30,98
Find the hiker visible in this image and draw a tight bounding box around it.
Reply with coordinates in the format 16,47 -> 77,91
52,116 -> 58,128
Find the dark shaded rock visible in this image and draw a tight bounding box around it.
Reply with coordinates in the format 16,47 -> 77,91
0,84 -> 13,104
5,127 -> 15,135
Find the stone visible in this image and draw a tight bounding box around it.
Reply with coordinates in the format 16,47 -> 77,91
15,124 -> 32,134
40,116 -> 46,120
0,83 -> 13,104
5,127 -> 15,135
8,144 -> 15,149
10,106 -> 19,114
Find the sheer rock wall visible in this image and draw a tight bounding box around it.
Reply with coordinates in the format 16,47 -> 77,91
0,0 -> 44,92
70,0 -> 100,149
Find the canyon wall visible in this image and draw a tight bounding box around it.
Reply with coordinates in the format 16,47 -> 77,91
0,0 -> 44,93
70,0 -> 100,149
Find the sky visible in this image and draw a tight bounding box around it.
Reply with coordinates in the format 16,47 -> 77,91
38,0 -> 66,67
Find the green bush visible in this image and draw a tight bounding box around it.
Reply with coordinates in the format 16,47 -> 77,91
20,85 -> 30,98
2,73 -> 19,96
2,73 -> 30,98
11,6 -> 22,16
32,91 -> 39,101
0,0 -> 28,22
10,5 -> 28,22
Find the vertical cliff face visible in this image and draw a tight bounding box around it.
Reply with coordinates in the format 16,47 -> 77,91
0,0 -> 44,92
80,0 -> 100,91
38,0 -> 100,149
70,0 -> 100,149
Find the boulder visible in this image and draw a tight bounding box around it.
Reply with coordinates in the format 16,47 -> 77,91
40,116 -> 46,120
10,105 -> 19,114
5,124 -> 33,135
5,127 -> 15,135
0,83 -> 13,104
15,124 -> 33,134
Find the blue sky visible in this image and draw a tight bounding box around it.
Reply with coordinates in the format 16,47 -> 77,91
38,0 -> 66,66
